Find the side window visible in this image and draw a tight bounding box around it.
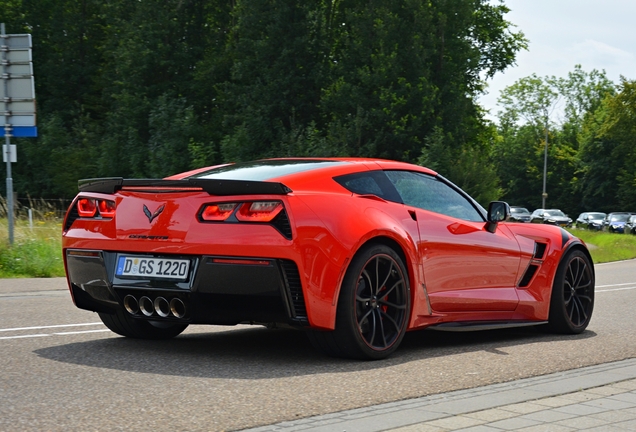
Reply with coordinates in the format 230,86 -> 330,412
333,171 -> 403,203
385,171 -> 483,222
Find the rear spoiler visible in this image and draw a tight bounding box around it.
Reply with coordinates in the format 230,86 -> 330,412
77,177 -> 292,196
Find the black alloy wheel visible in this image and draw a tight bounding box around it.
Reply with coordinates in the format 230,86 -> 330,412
353,253 -> 408,351
307,244 -> 410,360
545,249 -> 594,334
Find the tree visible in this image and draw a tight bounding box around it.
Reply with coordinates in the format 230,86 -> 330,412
578,79 -> 636,211
494,66 -> 615,215
1,0 -> 527,201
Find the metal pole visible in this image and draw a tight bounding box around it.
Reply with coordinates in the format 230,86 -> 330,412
541,115 -> 548,209
1,23 -> 13,244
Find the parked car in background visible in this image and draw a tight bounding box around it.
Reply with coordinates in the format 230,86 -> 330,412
625,215 -> 636,235
509,206 -> 531,223
575,212 -> 606,231
604,212 -> 635,233
530,209 -> 573,227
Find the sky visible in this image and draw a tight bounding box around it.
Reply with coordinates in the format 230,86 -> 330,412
478,0 -> 636,120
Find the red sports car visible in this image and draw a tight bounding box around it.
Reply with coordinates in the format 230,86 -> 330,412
62,158 -> 594,360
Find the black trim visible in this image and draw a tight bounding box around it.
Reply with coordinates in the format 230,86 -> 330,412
78,178 -> 292,196
429,320 -> 548,331
560,228 -> 571,248
63,202 -> 79,232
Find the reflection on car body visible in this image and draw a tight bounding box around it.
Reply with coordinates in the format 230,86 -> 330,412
62,158 -> 595,360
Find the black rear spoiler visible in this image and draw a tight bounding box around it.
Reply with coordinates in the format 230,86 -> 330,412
78,177 -> 292,196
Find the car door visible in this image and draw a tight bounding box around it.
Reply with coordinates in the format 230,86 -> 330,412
386,171 -> 521,312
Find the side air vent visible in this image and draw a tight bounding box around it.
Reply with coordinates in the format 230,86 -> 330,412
63,203 -> 79,232
534,242 -> 547,259
272,210 -> 293,240
518,264 -> 539,287
279,259 -> 307,323
518,241 -> 548,287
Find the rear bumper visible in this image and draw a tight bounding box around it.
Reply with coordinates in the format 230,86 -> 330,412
65,249 -> 308,327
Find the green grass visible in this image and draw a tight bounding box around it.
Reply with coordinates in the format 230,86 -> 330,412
568,228 -> 636,264
0,219 -> 65,277
0,218 -> 632,278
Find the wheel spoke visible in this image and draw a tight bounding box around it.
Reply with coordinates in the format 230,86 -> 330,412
353,252 -> 409,351
561,254 -> 593,329
375,309 -> 388,348
379,309 -> 401,334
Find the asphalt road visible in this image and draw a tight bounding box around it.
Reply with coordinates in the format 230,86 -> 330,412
1,259 -> 635,431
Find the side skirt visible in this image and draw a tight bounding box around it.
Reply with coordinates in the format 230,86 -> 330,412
428,320 -> 548,332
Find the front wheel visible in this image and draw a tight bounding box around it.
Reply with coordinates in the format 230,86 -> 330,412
99,310 -> 188,339
308,244 -> 410,360
545,249 -> 594,334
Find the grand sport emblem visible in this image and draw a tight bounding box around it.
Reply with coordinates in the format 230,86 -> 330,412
143,204 -> 165,223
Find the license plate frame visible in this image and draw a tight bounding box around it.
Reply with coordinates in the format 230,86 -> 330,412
115,255 -> 191,281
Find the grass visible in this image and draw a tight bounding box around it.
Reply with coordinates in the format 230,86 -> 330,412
0,217 -> 632,278
0,218 -> 65,277
567,228 -> 636,264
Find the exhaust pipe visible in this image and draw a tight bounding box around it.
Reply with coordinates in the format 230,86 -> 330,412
154,297 -> 170,318
139,296 -> 154,317
123,295 -> 139,315
170,298 -> 187,319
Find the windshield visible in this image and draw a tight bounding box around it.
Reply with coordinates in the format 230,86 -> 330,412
545,210 -> 566,217
588,213 -> 605,220
511,208 -> 529,214
610,214 -> 630,222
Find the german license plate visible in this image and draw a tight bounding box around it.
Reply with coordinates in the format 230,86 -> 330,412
116,256 -> 190,280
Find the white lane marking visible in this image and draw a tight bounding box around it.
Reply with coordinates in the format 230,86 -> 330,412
0,334 -> 50,340
0,329 -> 110,340
596,282 -> 636,292
54,329 -> 111,336
597,286 -> 636,293
0,322 -> 103,333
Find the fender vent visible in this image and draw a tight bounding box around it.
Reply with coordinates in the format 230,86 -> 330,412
518,242 -> 547,287
518,264 -> 539,287
534,242 -> 547,259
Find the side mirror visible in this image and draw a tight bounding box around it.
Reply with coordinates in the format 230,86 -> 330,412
486,201 -> 510,233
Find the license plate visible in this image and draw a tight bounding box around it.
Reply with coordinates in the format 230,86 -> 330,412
116,256 -> 190,280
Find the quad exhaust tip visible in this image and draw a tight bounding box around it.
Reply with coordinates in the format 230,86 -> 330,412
124,294 -> 187,319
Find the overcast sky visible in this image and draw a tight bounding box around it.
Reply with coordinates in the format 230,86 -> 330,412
479,0 -> 636,119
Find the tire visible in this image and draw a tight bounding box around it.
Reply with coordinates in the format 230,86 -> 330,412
308,244 -> 410,360
99,310 -> 188,339
545,249 -> 594,334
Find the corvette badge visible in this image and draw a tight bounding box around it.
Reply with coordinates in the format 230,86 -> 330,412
143,204 -> 165,223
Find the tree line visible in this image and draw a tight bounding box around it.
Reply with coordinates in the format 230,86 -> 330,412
1,1 -> 634,218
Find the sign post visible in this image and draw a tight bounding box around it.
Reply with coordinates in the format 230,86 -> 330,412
1,24 -> 37,244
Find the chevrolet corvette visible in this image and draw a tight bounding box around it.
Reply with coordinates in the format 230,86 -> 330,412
63,158 -> 595,360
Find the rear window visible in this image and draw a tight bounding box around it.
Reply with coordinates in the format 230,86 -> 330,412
188,160 -> 344,181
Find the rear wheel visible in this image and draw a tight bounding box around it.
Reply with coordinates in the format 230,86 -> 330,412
99,310 -> 188,339
308,244 -> 410,360
545,249 -> 594,334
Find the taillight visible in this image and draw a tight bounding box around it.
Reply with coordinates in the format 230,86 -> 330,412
98,200 -> 116,218
236,201 -> 283,222
200,203 -> 238,221
77,198 -> 97,217
76,197 -> 116,219
199,201 -> 283,223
